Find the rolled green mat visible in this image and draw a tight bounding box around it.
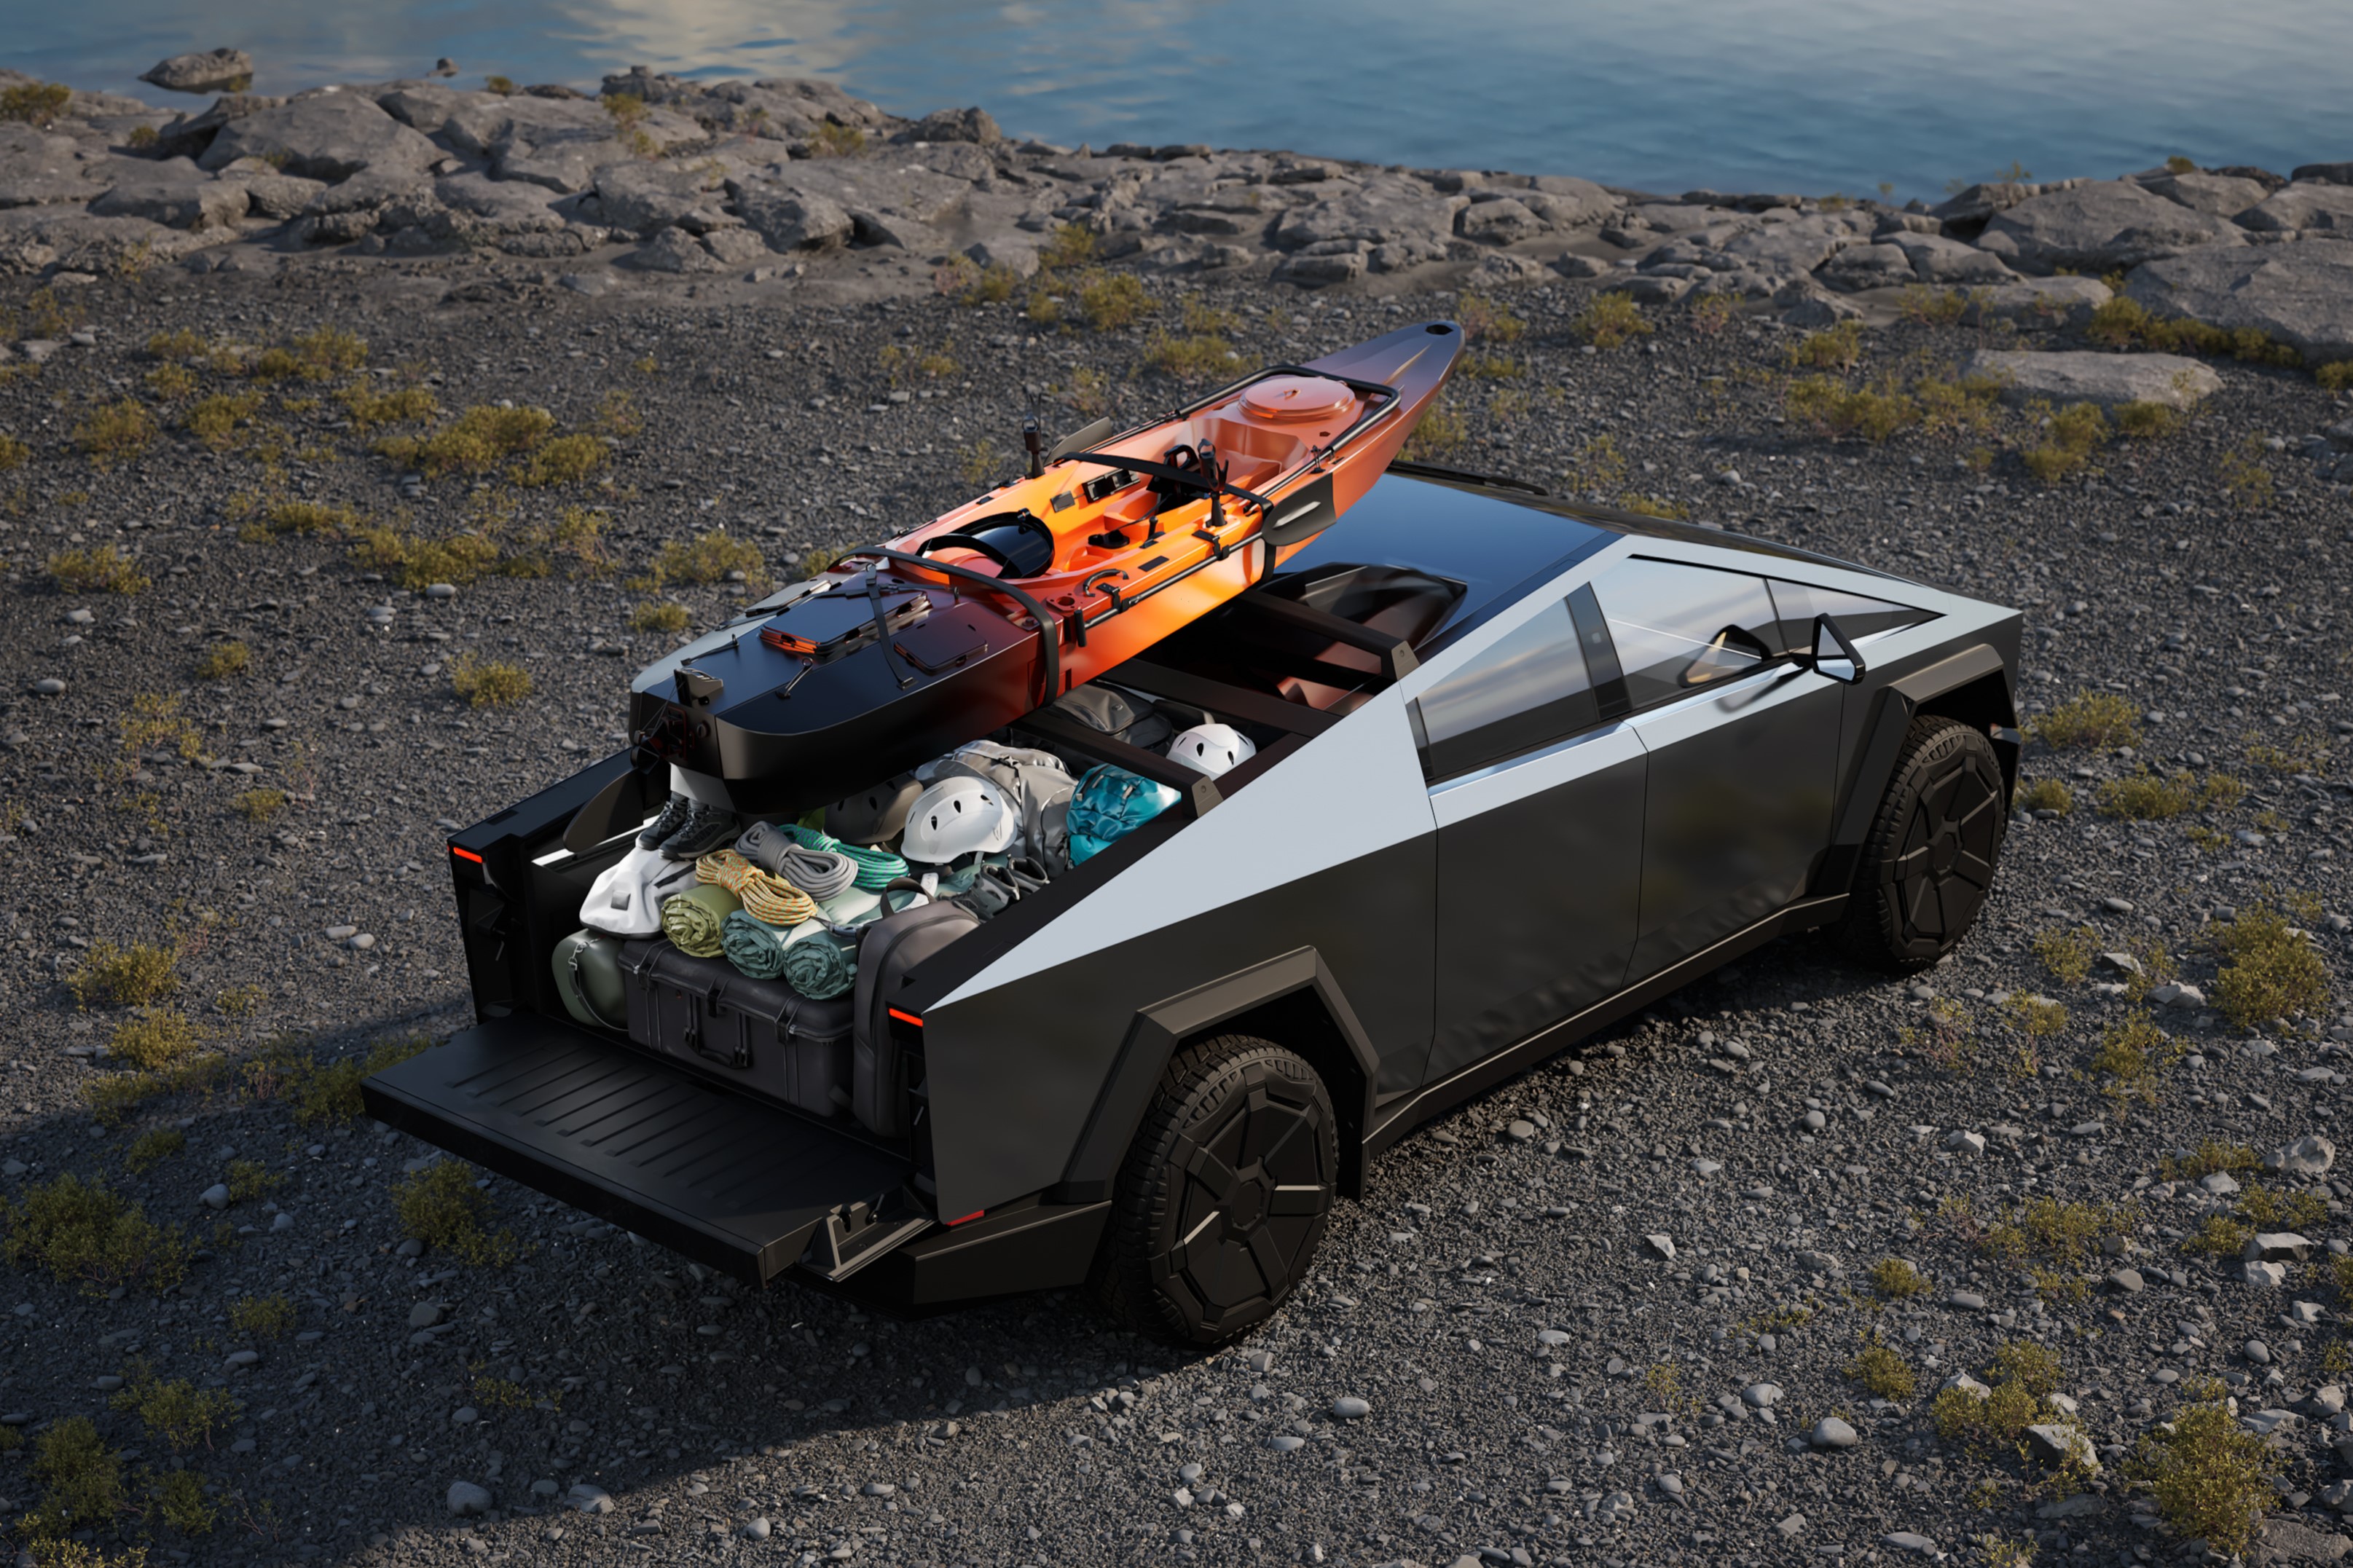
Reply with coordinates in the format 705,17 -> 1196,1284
720,910 -> 790,980
781,920 -> 856,1001
661,883 -> 739,958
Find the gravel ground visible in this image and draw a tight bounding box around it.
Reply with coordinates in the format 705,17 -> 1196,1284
1,251 -> 2350,1568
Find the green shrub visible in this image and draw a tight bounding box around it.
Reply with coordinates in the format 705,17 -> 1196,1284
1845,1336 -> 1917,1399
69,939 -> 178,1007
2092,1012 -> 2176,1103
122,1128 -> 184,1173
109,1361 -> 235,1451
2006,994 -> 2068,1038
1399,403 -> 1465,460
378,403 -> 555,477
1075,270 -> 1152,331
1871,1256 -> 1929,1299
2317,361 -> 2353,393
2032,926 -> 2095,983
20,1417 -> 126,1537
1458,293 -> 1527,345
629,600 -> 691,633
232,787 -> 287,822
223,1158 -> 281,1203
393,1160 -> 519,1266
2023,401 -> 2108,484
516,432 -> 608,486
109,1009 -> 199,1071
645,527 -> 769,589
193,641 -> 250,679
2162,1140 -> 2259,1182
279,1033 -> 430,1125
0,82 -> 74,127
264,500 -> 360,535
1783,377 -> 1918,442
2211,903 -> 2329,1025
337,385 -> 437,430
1789,320 -> 1866,370
2016,777 -> 2072,815
74,400 -> 156,464
2126,1380 -> 2273,1555
1573,293 -> 1652,350
48,544 -> 149,594
1037,222 -> 1096,271
808,121 -> 864,157
2112,400 -> 2180,439
449,654 -> 533,707
0,1174 -> 192,1295
183,391 -> 260,449
0,432 -> 30,471
2031,690 -> 2138,749
227,1292 -> 294,1339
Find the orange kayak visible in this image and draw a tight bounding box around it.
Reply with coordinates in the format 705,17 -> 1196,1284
630,320 -> 1464,813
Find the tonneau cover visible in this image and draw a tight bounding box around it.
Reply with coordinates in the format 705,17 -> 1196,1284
362,1015 -> 911,1283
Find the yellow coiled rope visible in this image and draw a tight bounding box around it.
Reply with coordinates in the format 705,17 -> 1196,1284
696,849 -> 817,927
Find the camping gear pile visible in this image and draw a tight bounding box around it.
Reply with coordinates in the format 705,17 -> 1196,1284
551,683 -> 1260,1130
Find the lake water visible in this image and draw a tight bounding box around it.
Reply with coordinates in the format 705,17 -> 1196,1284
15,0 -> 2351,200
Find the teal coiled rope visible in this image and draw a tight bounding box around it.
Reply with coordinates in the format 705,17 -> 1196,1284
780,822 -> 906,890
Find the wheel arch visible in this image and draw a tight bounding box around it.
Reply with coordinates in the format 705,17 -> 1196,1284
1051,948 -> 1378,1205
1812,642 -> 2019,899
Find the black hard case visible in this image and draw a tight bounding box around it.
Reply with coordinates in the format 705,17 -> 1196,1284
617,939 -> 854,1120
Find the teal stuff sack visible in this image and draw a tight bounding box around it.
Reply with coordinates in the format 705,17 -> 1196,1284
1066,765 -> 1180,864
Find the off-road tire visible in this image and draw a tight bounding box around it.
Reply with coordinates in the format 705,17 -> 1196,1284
1837,716 -> 2008,971
1096,1035 -> 1338,1347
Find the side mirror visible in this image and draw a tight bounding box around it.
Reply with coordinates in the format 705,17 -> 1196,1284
1799,613 -> 1866,684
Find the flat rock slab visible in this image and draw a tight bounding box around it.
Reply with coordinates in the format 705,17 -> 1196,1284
2238,181 -> 2353,235
1978,179 -> 2242,274
200,93 -> 440,182
2125,241 -> 2353,364
1952,273 -> 2116,330
141,49 -> 254,95
1958,348 -> 2223,409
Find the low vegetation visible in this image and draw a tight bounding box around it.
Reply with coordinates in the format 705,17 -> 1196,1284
448,654 -> 533,707
629,600 -> 692,634
227,1292 -> 296,1339
68,939 -> 178,1008
47,544 -> 149,595
108,1008 -> 200,1071
2097,768 -> 2242,820
1870,1256 -> 1930,1299
1572,293 -> 1651,350
2030,690 -> 2138,749
184,391 -> 261,449
109,1362 -> 236,1451
2015,777 -> 2071,816
2084,296 -> 2299,366
0,1174 -> 192,1296
2209,901 -> 2329,1026
2124,1379 -> 2274,1554
376,403 -> 557,477
2091,1012 -> 2177,1106
392,1159 -> 519,1266
2032,926 -> 2096,984
73,401 -> 157,463
1845,1334 -> 1917,1400
192,641 -> 251,679
122,1128 -> 185,1174
641,527 -> 769,590
1,81 -> 74,127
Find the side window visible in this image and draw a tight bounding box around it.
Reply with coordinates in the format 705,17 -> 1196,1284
1767,579 -> 1936,652
1595,559 -> 1780,709
1412,593 -> 1599,780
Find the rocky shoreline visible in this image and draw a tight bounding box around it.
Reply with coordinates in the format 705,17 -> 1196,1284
1,56 -> 2350,365
2,49 -> 2352,1568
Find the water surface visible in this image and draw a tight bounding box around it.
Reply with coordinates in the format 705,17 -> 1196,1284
13,0 -> 2349,198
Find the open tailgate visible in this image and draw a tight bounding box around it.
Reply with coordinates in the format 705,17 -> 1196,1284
362,1015 -> 911,1284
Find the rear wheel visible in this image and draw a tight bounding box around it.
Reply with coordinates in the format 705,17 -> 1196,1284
1837,716 -> 2008,970
1096,1035 -> 1337,1347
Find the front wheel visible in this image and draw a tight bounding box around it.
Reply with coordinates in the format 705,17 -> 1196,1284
1837,715 -> 2008,970
1096,1035 -> 1338,1347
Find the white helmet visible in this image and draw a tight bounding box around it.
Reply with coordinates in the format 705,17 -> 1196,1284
580,843 -> 698,937
900,776 -> 1017,864
1166,722 -> 1257,777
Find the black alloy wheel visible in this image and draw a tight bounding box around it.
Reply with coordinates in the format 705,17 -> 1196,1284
1097,1035 -> 1338,1347
1839,716 -> 2008,969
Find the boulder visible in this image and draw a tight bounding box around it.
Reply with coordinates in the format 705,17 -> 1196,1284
621,227 -> 723,273
431,172 -> 565,234
2024,1424 -> 2099,1473
736,188 -> 852,251
592,162 -> 727,234
2244,1232 -> 2317,1263
0,208 -> 214,275
1817,242 -> 1914,291
1955,349 -> 2222,410
2125,242 -> 2353,364
2270,1136 -> 2336,1177
436,95 -> 704,193
88,163 -> 251,230
1958,276 -> 2113,330
2140,170 -> 2270,217
228,170 -> 329,219
2291,162 -> 2353,186
140,49 -> 254,95
150,93 -> 284,160
1886,231 -> 2016,284
1930,181 -> 2036,229
1273,248 -> 1367,287
0,126 -> 107,209
1457,196 -> 1545,245
2258,1519 -> 2353,1566
2236,181 -> 2353,235
897,106 -> 1000,145
1977,180 -> 2242,275
1780,291 -> 1860,327
199,92 -> 439,182
1520,174 -> 1618,228
1270,179 -> 1466,253
1718,212 -> 1869,278
962,235 -> 1038,277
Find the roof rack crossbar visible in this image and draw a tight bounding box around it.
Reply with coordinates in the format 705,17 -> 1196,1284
1224,592 -> 1421,682
1108,660 -> 1342,738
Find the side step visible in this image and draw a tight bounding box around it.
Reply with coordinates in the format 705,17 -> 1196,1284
362,1014 -> 914,1285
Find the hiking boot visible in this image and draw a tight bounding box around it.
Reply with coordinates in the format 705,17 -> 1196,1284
637,792 -> 694,851
656,801 -> 740,860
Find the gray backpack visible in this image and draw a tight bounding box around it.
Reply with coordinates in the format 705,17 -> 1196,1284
919,740 -> 1077,872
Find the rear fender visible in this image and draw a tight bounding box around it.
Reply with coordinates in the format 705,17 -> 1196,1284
1050,948 -> 1379,1204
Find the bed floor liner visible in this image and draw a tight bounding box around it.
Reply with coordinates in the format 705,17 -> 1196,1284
362,1013 -> 912,1284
